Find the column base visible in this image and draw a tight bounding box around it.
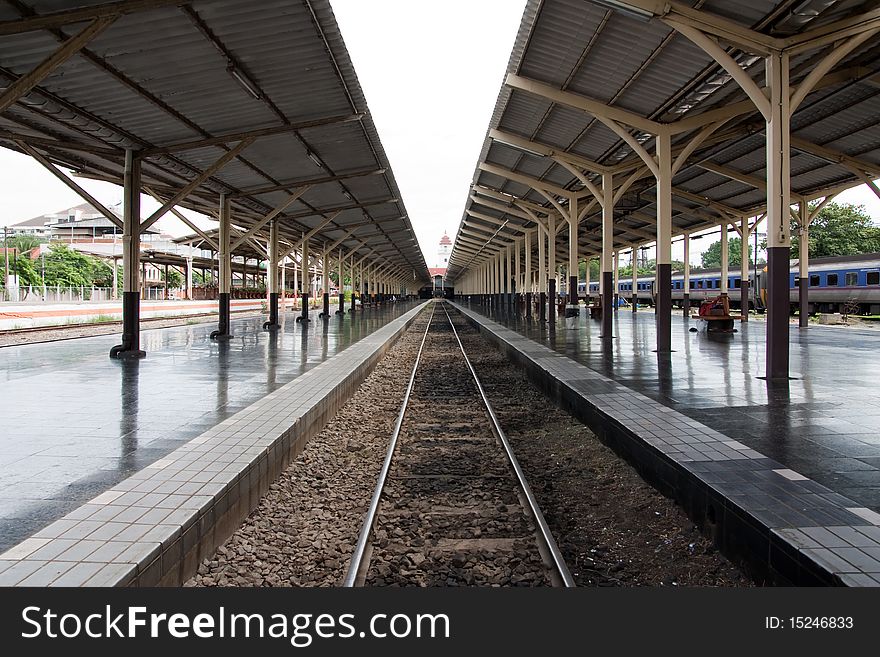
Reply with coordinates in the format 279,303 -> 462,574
109,347 -> 146,360
264,292 -> 280,330
296,293 -> 311,323
211,292 -> 233,339
110,291 -> 145,358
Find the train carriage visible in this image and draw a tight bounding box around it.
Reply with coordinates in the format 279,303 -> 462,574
577,253 -> 880,316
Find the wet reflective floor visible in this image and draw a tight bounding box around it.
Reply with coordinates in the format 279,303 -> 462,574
470,301 -> 880,513
0,303 -> 417,551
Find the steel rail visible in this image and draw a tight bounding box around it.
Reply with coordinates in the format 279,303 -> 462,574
342,302 -> 437,587
441,303 -> 576,587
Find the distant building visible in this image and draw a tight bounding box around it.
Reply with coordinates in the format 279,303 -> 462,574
8,202 -> 160,242
429,232 -> 451,296
436,231 -> 452,269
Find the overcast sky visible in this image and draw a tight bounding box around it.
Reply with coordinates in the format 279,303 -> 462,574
0,0 -> 878,269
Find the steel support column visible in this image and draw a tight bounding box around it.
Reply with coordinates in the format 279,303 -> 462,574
210,194 -> 233,340
547,214 -> 556,324
336,248 -> 345,315
683,234 -> 691,316
538,223 -> 547,323
601,172 -> 613,339
741,217 -> 750,322
655,133 -> 673,353
631,246 -> 638,313
297,237 -> 311,323
567,201 -> 579,321
798,202 -> 809,328
110,149 -> 145,359
525,230 -> 533,319
720,221 -> 729,298
765,52 -> 792,379
264,220 -> 280,330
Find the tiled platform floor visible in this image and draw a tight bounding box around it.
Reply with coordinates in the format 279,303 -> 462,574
467,301 -> 880,513
456,302 -> 880,585
0,303 -> 418,552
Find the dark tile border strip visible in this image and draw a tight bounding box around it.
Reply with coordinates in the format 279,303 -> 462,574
454,304 -> 880,587
0,302 -> 429,586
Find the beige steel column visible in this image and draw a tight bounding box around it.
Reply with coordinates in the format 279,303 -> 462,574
683,233 -> 691,316
212,194 -> 233,339
515,238 -> 522,298
601,172 -> 614,338
506,244 -> 512,304
585,257 -> 591,301
264,219 -> 280,329
631,246 -> 638,313
613,249 -> 620,309
765,52 -> 792,379
537,222 -> 546,321
567,196 -> 578,309
547,214 -> 556,321
298,235 -> 311,322
110,148 -> 145,359
741,217 -> 750,322
720,221 -> 729,297
655,132 -> 673,353
524,229 -> 533,317
798,202 -> 809,328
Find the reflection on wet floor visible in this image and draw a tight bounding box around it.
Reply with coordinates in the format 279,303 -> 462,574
0,303 -> 417,551
472,302 -> 880,513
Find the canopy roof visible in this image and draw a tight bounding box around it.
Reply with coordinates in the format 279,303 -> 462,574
448,0 -> 880,280
0,0 -> 428,282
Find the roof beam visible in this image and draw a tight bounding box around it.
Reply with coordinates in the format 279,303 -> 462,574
478,162 -> 573,200
140,137 -> 255,233
0,0 -> 186,35
790,136 -> 880,180
231,188 -> 309,251
697,162 -> 766,191
782,6 -> 880,55
144,186 -> 217,249
142,113 -> 364,156
16,140 -> 123,230
506,73 -> 662,135
231,168 -> 384,198
471,185 -> 553,216
489,128 -> 611,175
0,16 -> 116,113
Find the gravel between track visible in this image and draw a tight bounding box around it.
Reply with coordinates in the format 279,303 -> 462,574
451,311 -> 753,587
187,310 -> 432,587
188,302 -> 753,587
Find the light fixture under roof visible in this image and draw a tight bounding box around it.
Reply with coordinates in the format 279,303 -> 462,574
587,0 -> 655,21
227,64 -> 261,100
307,151 -> 323,168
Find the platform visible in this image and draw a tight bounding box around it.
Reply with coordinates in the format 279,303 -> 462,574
456,302 -> 880,586
0,302 -> 422,558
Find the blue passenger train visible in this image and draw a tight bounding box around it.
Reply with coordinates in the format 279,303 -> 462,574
579,252 -> 880,315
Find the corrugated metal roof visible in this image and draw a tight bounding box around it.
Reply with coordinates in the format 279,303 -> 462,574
448,0 -> 880,282
0,0 -> 427,281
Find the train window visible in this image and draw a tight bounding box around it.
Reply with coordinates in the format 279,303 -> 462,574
868,272 -> 880,286
689,280 -> 695,289
827,273 -> 838,286
846,272 -> 858,286
733,278 -> 741,288
810,275 -> 820,287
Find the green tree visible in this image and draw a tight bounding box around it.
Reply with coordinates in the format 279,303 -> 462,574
700,237 -> 753,269
0,252 -> 43,287
42,244 -> 112,287
6,234 -> 45,253
161,267 -> 183,288
791,202 -> 880,257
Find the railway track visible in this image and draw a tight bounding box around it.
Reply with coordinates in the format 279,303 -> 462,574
343,300 -> 573,587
